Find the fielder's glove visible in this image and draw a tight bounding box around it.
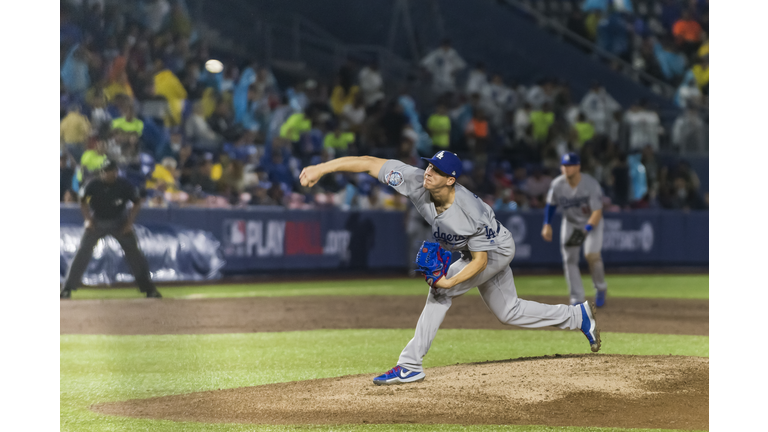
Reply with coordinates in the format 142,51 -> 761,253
564,229 -> 587,247
415,241 -> 452,287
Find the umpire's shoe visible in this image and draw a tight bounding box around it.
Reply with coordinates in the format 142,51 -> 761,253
579,301 -> 601,353
145,289 -> 162,298
373,365 -> 425,385
60,288 -> 72,299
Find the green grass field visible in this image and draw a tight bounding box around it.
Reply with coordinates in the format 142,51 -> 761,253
61,274 -> 709,432
67,274 -> 710,300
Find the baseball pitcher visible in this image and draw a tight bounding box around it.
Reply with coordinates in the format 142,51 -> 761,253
300,151 -> 601,385
542,152 -> 608,307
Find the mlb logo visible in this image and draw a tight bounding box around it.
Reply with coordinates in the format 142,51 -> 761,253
223,219 -> 247,256
225,220 -> 246,245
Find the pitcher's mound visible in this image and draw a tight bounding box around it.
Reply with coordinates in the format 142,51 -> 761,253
93,354 -> 708,430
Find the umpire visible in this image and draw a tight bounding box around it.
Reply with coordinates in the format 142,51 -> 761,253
60,159 -> 162,299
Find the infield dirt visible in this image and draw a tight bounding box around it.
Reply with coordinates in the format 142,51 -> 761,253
63,294 -> 709,430
92,354 -> 708,430
60,294 -> 708,335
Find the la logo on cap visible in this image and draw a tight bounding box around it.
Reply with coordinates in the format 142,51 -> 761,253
436,151 -> 445,159
564,155 -> 570,161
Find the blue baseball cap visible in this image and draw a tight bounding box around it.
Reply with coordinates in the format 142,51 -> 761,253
561,152 -> 581,166
421,150 -> 463,178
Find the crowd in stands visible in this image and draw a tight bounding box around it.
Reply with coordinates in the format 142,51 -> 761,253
60,0 -> 708,214
563,0 -> 709,107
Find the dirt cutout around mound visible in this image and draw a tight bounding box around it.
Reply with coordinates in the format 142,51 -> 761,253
61,295 -> 709,336
93,354 -> 708,430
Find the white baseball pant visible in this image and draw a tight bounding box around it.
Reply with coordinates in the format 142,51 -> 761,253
398,248 -> 584,372
560,218 -> 607,305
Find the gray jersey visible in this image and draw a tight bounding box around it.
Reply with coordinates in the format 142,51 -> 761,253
378,160 -> 514,256
546,173 -> 603,225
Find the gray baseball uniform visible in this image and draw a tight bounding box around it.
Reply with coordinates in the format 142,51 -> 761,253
379,160 -> 584,373
546,173 -> 607,304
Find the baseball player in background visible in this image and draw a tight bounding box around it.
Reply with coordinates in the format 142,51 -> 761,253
300,151 -> 601,385
541,152 -> 608,307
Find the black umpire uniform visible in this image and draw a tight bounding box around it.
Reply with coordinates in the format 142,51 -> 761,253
60,160 -> 161,299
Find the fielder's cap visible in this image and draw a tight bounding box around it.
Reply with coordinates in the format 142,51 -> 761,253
561,152 -> 581,166
101,159 -> 118,171
421,150 -> 462,178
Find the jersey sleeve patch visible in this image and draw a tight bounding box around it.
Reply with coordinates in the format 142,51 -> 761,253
385,170 -> 404,187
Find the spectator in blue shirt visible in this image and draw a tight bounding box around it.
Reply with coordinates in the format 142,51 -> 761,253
583,0 -> 633,14
61,44 -> 92,97
654,39 -> 687,84
597,11 -> 630,61
265,152 -> 294,189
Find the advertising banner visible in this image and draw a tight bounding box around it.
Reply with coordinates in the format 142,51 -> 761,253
60,207 -> 708,276
60,223 -> 226,284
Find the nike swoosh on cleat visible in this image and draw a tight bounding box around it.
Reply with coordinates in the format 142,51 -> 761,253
399,369 -> 412,379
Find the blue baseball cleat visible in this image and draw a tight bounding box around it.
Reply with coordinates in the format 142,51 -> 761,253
595,290 -> 606,307
579,301 -> 601,353
373,365 -> 426,385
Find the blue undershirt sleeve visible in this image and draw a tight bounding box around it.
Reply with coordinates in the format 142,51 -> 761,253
544,203 -> 557,225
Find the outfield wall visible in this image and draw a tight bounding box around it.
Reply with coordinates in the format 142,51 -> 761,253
60,207 -> 708,277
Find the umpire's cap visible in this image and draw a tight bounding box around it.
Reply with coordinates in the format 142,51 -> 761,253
100,159 -> 118,172
561,152 -> 581,166
421,150 -> 463,178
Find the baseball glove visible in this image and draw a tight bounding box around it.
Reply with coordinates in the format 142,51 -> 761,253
564,229 -> 587,247
415,241 -> 452,287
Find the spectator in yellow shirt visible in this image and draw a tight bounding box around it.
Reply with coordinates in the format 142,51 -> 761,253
697,37 -> 709,59
323,122 -> 355,158
60,104 -> 91,161
111,104 -> 144,165
279,111 -> 312,143
112,105 -> 144,137
584,11 -> 602,42
427,103 -> 451,152
692,56 -> 709,96
329,65 -> 360,116
572,113 -> 595,148
79,139 -> 108,184
153,60 -> 188,126
147,157 -> 181,193
530,103 -> 555,143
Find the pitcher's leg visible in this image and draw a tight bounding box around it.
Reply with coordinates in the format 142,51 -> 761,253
398,251 -> 524,372
397,291 -> 453,372
479,266 -> 582,330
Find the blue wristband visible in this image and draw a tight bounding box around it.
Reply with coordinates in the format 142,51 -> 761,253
585,224 -> 593,232
543,204 -> 557,225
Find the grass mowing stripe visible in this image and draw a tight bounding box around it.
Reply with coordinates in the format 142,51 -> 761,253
68,275 -> 709,300
61,330 -> 708,432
